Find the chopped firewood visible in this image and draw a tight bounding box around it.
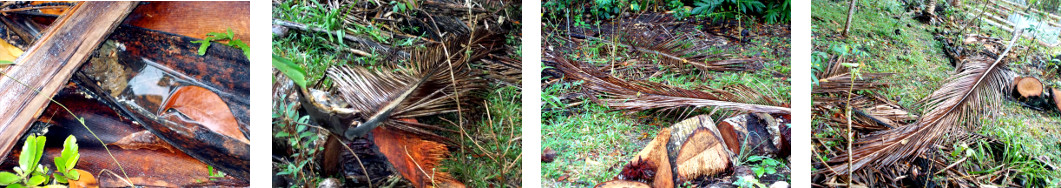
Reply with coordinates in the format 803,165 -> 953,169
615,128 -> 672,188
595,180 -> 651,188
664,115 -> 732,182
674,127 -> 731,182
717,113 -> 784,158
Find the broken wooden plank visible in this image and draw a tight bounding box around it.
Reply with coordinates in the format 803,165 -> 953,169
0,1 -> 138,163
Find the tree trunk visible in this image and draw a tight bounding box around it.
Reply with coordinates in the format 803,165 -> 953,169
844,0 -> 859,37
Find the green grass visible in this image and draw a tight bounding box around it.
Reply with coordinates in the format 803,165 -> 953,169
812,0 -> 950,109
440,85 -> 523,187
811,0 -> 1061,186
542,102 -> 659,186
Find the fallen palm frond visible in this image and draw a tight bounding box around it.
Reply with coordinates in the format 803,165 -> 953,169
546,54 -> 789,114
813,55 -> 893,94
326,31 -> 499,141
816,95 -> 917,131
571,32 -> 763,72
829,31 -> 1021,174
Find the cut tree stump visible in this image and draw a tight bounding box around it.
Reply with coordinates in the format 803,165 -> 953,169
0,1 -> 137,163
1011,76 -> 1055,110
1015,77 -> 1044,98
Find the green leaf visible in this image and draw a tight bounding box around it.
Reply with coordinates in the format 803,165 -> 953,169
61,135 -> 78,171
66,153 -> 78,173
66,169 -> 79,181
274,132 -> 291,138
27,174 -> 43,186
746,155 -> 763,162
0,61 -> 12,65
53,155 -> 65,174
296,124 -> 307,133
54,174 -> 67,184
298,132 -> 314,139
6,183 -> 24,188
0,172 -> 18,185
198,40 -> 211,56
272,55 -> 307,88
752,166 -> 765,177
19,136 -> 45,175
229,39 -> 250,57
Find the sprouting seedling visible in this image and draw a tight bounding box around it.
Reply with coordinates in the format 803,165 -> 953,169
53,135 -> 81,184
0,135 -> 47,187
191,28 -> 249,57
0,135 -> 86,187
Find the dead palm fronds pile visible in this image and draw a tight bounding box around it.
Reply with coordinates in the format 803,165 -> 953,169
811,29 -> 1037,187
542,12 -> 791,186
272,0 -> 521,187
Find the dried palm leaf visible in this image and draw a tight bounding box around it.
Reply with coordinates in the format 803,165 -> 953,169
320,31 -> 498,141
830,32 -> 1021,174
572,32 -> 763,72
547,54 -> 789,114
813,56 -> 893,94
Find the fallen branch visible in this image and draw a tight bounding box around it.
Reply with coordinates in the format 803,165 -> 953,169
0,1 -> 137,163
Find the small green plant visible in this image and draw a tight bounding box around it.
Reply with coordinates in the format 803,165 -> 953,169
0,135 -> 83,187
745,155 -> 781,177
272,90 -> 323,187
191,28 -> 250,57
666,0 -> 693,19
206,166 -> 226,178
762,0 -> 789,24
390,0 -> 409,14
691,0 -> 765,21
51,136 -> 80,184
732,176 -> 766,188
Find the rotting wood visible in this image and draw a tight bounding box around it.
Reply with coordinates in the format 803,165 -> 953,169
0,1 -> 137,163
123,1 -> 250,44
71,25 -> 251,179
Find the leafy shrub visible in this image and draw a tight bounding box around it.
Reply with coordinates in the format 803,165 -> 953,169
691,0 -> 789,23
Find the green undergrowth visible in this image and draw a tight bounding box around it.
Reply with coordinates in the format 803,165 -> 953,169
439,85 -> 523,187
812,0 -> 950,109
